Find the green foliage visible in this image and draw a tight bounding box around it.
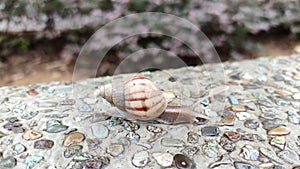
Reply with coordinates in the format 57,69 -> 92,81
0,35 -> 30,57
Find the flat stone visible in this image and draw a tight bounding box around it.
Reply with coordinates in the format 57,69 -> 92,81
45,114 -> 69,118
3,122 -> 23,133
181,146 -> 199,156
187,132 -> 199,144
132,151 -> 149,167
34,139 -> 54,149
106,144 -> 124,157
25,155 -> 43,169
244,119 -> 259,129
236,112 -> 251,121
293,93 -> 300,100
240,145 -> 259,161
45,120 -> 69,133
262,120 -> 282,130
0,156 -> 16,168
152,152 -> 173,167
60,99 -> 76,105
228,96 -> 239,105
203,140 -> 218,158
270,136 -> 286,150
126,131 -> 140,141
63,132 -> 85,147
259,147 -> 284,164
78,104 -> 93,112
278,150 -> 300,164
91,123 -> 109,139
219,136 -> 235,152
275,89 -> 293,97
231,105 -> 246,112
267,126 -> 291,136
234,161 -> 259,169
22,130 -> 43,140
161,138 -> 185,147
201,126 -> 220,136
21,111 -> 38,120
209,154 -> 233,168
218,114 -> 235,126
223,131 -> 241,142
12,143 -> 26,154
64,145 -> 83,158
27,89 -> 39,96
73,152 -> 93,161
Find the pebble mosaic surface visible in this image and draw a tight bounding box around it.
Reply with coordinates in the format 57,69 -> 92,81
1,55 -> 300,168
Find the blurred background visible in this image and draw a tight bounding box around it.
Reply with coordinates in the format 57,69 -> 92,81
0,0 -> 300,86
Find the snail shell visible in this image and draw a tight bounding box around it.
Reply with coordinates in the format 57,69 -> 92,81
97,74 -> 167,120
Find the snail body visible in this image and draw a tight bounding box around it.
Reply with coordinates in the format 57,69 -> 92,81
96,74 -> 228,124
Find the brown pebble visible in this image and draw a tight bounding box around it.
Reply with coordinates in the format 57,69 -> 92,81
223,131 -> 241,142
22,130 -> 43,140
34,139 -> 54,149
267,126 -> 291,136
231,105 -> 246,112
63,132 -> 85,146
106,144 -> 124,157
275,89 -> 292,97
27,89 -> 39,96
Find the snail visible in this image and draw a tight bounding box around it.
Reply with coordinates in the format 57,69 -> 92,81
95,74 -> 228,124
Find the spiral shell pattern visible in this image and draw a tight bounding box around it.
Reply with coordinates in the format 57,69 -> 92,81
97,74 -> 167,120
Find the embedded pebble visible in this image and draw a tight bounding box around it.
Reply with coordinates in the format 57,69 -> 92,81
244,119 -> 260,129
236,112 -> 251,121
181,146 -> 199,156
21,111 -> 38,120
132,151 -> 149,167
60,99 -> 76,105
63,132 -> 85,146
73,152 -> 93,161
201,126 -> 220,137
45,120 -> 69,133
78,104 -> 93,112
231,105 -> 247,112
187,132 -> 199,144
91,123 -> 109,139
234,161 -> 259,169
64,145 -> 83,158
12,143 -> 26,154
152,152 -> 173,167
0,156 -> 16,168
203,140 -> 218,158
293,93 -> 300,100
34,139 -> 54,149
240,145 -> 259,161
260,147 -> 284,164
22,130 -> 43,140
126,131 -> 140,141
223,131 -> 241,142
161,138 -> 185,147
173,153 -> 196,169
209,154 -> 233,168
25,155 -> 43,169
267,126 -> 291,136
106,144 -> 124,157
278,149 -> 300,164
228,96 -> 239,105
270,136 -> 286,150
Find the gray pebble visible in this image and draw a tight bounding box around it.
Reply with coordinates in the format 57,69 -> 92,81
161,138 -> 185,147
132,151 -> 149,167
91,123 -> 109,139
